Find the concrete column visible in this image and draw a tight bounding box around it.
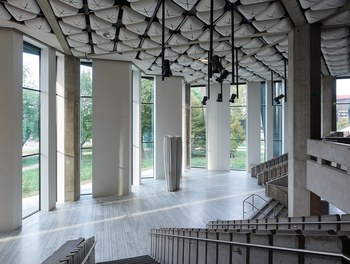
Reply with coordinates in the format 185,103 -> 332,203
247,81 -> 261,172
266,81 -> 274,160
282,80 -> 289,153
40,46 -> 57,211
184,83 -> 191,170
56,55 -> 80,202
155,76 -> 183,179
321,76 -> 335,137
206,83 -> 230,171
132,69 -> 141,186
0,29 -> 22,231
288,23 -> 321,217
92,60 -> 132,197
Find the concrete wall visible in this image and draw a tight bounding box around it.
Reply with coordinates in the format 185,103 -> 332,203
0,29 -> 23,231
92,59 -> 132,197
206,83 -> 230,171
155,76 -> 183,179
132,69 -> 141,186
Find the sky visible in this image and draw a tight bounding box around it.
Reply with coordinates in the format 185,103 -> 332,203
336,78 -> 350,96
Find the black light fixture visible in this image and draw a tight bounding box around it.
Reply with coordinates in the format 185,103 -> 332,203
212,55 -> 223,73
201,95 -> 208,105
161,0 -> 171,81
216,93 -> 223,102
216,69 -> 229,83
162,59 -> 172,77
229,93 -> 237,103
274,94 -> 285,104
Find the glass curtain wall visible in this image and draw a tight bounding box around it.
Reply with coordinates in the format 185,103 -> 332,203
141,77 -> 154,178
336,78 -> 350,131
260,82 -> 266,162
273,81 -> 283,156
190,86 -> 206,168
80,63 -> 93,194
22,43 -> 41,217
230,84 -> 247,170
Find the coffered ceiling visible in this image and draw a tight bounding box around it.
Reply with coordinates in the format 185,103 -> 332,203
0,0 -> 349,84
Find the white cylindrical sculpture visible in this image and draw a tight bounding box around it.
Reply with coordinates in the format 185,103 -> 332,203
163,135 -> 182,191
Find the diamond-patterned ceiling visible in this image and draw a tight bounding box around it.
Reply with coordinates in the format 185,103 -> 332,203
0,0 -> 349,84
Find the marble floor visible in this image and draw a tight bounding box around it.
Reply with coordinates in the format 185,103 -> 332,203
0,169 -> 265,264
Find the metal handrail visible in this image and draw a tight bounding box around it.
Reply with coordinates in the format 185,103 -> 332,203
81,240 -> 97,264
149,231 -> 350,262
242,194 -> 269,219
207,220 -> 350,227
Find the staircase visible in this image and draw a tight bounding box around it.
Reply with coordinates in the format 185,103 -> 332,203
248,198 -> 288,219
98,255 -> 159,264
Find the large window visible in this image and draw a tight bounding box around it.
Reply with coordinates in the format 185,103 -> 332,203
191,86 -> 206,168
260,82 -> 266,162
80,63 -> 93,194
141,77 -> 154,178
336,78 -> 350,131
230,84 -> 247,170
22,43 -> 41,217
273,81 -> 283,157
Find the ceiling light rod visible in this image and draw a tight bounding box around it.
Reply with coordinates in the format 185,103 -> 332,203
161,0 -> 165,81
284,59 -> 287,102
271,69 -> 274,106
236,47 -> 239,99
231,4 -> 235,86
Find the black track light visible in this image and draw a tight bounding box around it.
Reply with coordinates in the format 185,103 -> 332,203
229,93 -> 237,103
212,55 -> 223,73
216,93 -> 222,102
274,94 -> 285,104
201,96 -> 208,105
162,59 -> 172,78
216,70 -> 230,83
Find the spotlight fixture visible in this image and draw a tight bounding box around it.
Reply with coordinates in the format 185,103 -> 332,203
216,70 -> 230,83
229,93 -> 237,103
212,55 -> 223,73
201,96 -> 208,105
162,59 -> 172,77
274,94 -> 285,104
216,93 -> 223,102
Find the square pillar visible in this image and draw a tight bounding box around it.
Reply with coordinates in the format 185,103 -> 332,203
321,76 -> 335,137
132,69 -> 141,186
247,81 -> 261,172
0,29 -> 23,231
206,83 -> 230,171
288,23 -> 321,216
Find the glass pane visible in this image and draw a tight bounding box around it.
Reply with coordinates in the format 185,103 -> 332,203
80,97 -> 93,148
230,84 -> 247,106
23,52 -> 40,90
141,104 -> 154,142
22,155 -> 40,217
141,78 -> 154,103
141,143 -> 154,178
191,86 -> 206,107
273,105 -> 282,141
80,65 -> 93,97
230,107 -> 246,140
22,89 -> 40,156
260,140 -> 266,162
191,107 -> 206,139
336,104 -> 350,131
191,139 -> 206,167
231,140 -> 246,170
273,140 -> 282,157
81,148 -> 92,194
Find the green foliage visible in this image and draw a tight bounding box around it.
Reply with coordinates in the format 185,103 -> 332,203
80,68 -> 93,147
191,88 -> 206,151
141,78 -> 154,159
80,149 -> 92,183
337,117 -> 350,130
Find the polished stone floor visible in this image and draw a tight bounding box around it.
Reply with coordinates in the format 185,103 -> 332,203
0,169 -> 265,264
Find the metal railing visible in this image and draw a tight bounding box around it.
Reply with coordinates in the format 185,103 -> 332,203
150,231 -> 350,262
242,194 -> 269,219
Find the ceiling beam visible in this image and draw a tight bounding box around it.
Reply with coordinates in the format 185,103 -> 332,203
280,0 -> 306,27
36,0 -> 71,55
318,1 -> 350,24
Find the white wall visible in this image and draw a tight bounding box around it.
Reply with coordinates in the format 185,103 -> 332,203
206,83 -> 230,171
0,29 -> 23,231
247,82 -> 261,171
155,76 -> 183,179
132,69 -> 141,186
92,60 -> 132,197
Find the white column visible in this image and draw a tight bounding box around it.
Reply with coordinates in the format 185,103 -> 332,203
132,69 -> 141,186
155,76 -> 183,179
247,82 -> 261,172
206,83 -> 230,171
321,76 -> 335,137
0,29 -> 22,231
92,60 -> 132,197
266,81 -> 274,160
40,46 -> 57,211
